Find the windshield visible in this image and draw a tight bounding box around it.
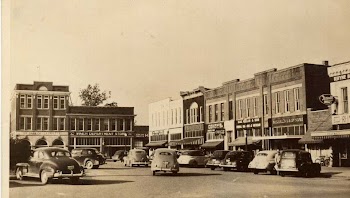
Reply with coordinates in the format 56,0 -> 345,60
213,151 -> 229,159
51,151 -> 71,157
282,152 -> 296,159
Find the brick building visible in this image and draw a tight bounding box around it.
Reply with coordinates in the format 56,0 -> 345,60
10,81 -> 70,149
67,106 -> 135,158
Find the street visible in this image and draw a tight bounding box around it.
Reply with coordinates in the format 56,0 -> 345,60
10,161 -> 350,198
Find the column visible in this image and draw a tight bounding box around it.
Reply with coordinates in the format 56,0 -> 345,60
73,137 -> 76,149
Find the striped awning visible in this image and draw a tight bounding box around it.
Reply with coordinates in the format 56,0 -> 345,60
311,130 -> 350,139
228,137 -> 261,146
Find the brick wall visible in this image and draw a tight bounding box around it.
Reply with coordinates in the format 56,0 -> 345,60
306,108 -> 332,132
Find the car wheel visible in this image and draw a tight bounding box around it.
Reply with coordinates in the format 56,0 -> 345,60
279,172 -> 285,177
93,165 -> 99,169
40,170 -> 51,185
85,161 -> 94,169
253,169 -> 259,175
70,177 -> 80,185
210,167 -> 215,170
191,161 -> 198,168
16,167 -> 23,180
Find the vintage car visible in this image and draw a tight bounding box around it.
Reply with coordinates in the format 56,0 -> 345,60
112,150 -> 127,162
206,150 -> 230,170
15,147 -> 84,184
275,149 -> 321,177
151,148 -> 179,176
219,151 -> 253,171
71,148 -> 106,169
124,149 -> 149,167
248,150 -> 278,175
177,150 -> 207,167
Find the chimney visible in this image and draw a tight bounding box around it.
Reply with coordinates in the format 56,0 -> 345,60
323,61 -> 329,66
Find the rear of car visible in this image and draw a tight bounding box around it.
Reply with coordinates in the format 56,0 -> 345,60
248,150 -> 277,174
219,151 -> 252,171
125,149 -> 149,167
206,150 -> 230,170
112,150 -> 126,162
151,149 -> 179,175
177,150 -> 206,167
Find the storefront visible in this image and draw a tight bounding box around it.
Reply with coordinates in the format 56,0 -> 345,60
231,118 -> 262,152
182,124 -> 205,150
201,122 -> 224,153
146,130 -> 168,151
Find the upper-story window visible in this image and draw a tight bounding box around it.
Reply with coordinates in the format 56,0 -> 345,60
238,100 -> 243,119
110,119 -> 116,131
20,117 -> 32,130
341,87 -> 349,114
44,96 -> 49,109
200,106 -> 203,122
70,118 -> 76,131
189,102 -> 199,124
275,92 -> 281,114
253,97 -> 257,117
59,118 -> 65,131
246,98 -> 250,118
53,96 -> 59,109
95,118 -> 100,131
263,94 -> 268,115
284,90 -> 290,112
54,117 -> 65,131
103,119 -> 109,131
37,117 -> 48,130
179,108 -> 182,124
175,109 -> 178,124
208,105 -> 212,123
229,101 -> 233,120
220,103 -> 224,121
60,96 -> 66,109
294,88 -> 300,111
117,118 -> 124,131
125,119 -> 131,131
171,109 -> 173,125
214,104 -> 218,121
37,95 -> 42,109
20,95 -> 32,109
78,118 -> 84,131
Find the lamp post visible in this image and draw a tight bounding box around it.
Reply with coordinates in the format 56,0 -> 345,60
245,129 -> 248,151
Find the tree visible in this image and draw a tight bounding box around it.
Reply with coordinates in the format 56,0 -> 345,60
105,102 -> 118,107
79,84 -> 110,106
10,138 -> 31,171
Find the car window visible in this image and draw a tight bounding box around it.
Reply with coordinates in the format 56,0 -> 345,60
38,151 -> 45,159
282,152 -> 296,158
135,151 -> 144,154
51,151 -> 71,157
257,153 -> 268,157
71,150 -> 81,155
159,152 -> 173,156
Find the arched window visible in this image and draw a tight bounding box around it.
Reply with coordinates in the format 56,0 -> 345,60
189,102 -> 199,123
52,139 -> 64,147
38,86 -> 48,91
35,139 -> 48,147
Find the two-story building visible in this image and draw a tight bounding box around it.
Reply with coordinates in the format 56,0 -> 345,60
10,81 -> 70,149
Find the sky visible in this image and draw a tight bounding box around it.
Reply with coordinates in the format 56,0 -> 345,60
3,0 -> 350,129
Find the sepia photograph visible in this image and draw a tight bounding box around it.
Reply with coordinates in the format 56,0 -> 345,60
2,0 -> 350,197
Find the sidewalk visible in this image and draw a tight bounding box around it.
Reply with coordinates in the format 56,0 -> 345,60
321,166 -> 350,179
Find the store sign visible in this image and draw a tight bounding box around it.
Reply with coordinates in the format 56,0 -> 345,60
207,122 -> 225,133
236,118 -> 261,129
272,115 -> 304,126
185,123 -> 204,132
152,130 -> 165,135
16,131 -> 67,136
330,74 -> 350,82
333,114 -> 350,125
135,133 -> 149,138
70,131 -> 133,137
319,94 -> 336,105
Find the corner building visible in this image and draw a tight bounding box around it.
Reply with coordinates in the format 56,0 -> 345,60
10,81 -> 70,149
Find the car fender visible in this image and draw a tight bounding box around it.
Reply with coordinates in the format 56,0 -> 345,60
39,163 -> 56,178
84,158 -> 95,164
16,163 -> 29,168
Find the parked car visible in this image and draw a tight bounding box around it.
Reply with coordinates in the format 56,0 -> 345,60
15,147 -> 84,184
219,151 -> 253,171
151,148 -> 179,176
177,150 -> 207,167
275,149 -> 321,177
248,150 -> 278,175
71,148 -> 106,169
124,149 -> 149,167
206,150 -> 230,170
112,150 -> 127,162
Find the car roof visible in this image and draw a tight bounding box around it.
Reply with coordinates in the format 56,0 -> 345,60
257,150 -> 278,154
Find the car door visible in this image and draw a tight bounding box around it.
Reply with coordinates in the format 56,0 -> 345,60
27,151 -> 39,175
197,151 -> 206,165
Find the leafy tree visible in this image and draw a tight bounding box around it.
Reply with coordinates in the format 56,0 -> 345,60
105,102 -> 118,107
79,84 -> 111,106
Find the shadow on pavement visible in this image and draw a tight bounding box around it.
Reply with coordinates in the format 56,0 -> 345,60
154,172 -> 222,177
10,181 -> 43,188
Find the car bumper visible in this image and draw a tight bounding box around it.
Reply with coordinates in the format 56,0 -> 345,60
132,162 -> 150,165
276,168 -> 298,172
206,163 -> 221,167
53,171 -> 85,178
219,164 -> 237,168
152,167 -> 178,172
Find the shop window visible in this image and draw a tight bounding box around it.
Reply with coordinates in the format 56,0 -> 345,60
59,118 -> 65,130
340,145 -> 348,159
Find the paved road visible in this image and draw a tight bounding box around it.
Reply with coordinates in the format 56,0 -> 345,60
10,161 -> 350,198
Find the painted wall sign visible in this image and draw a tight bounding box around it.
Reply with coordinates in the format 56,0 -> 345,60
69,131 -> 133,137
135,133 -> 149,138
332,113 -> 350,125
330,74 -> 350,82
185,123 -> 204,132
16,131 -> 67,136
207,122 -> 225,132
319,94 -> 336,105
235,118 -> 261,129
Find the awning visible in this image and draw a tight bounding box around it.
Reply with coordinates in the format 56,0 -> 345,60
228,137 -> 261,147
298,131 -> 323,144
145,141 -> 167,147
168,140 -> 182,146
176,137 -> 202,145
311,130 -> 350,139
200,141 -> 223,149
